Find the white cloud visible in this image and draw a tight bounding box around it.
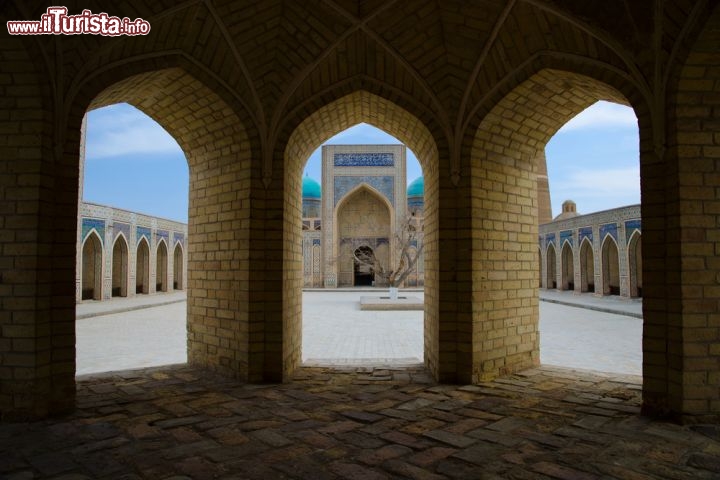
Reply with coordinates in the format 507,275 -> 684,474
557,101 -> 637,133
85,104 -> 183,159
551,166 -> 640,214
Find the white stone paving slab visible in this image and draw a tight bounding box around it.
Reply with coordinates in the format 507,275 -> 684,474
76,291 -> 642,377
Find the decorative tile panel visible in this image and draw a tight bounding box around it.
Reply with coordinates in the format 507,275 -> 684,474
334,176 -> 395,207
334,152 -> 394,167
156,229 -> 169,244
625,219 -> 641,242
560,230 -> 573,248
113,222 -> 130,242
137,226 -> 151,243
82,218 -> 105,243
174,232 -> 185,246
545,233 -> 556,247
312,238 -> 321,246
578,227 -> 593,245
600,223 -> 618,243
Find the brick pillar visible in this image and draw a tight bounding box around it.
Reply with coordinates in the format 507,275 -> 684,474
642,5 -> 720,421
0,37 -> 76,419
470,146 -> 540,382
435,166 -> 473,383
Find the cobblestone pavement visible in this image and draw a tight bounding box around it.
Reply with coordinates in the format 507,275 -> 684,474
3,365 -> 720,479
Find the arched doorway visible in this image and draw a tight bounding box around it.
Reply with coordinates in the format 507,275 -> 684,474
284,91 -> 439,379
353,246 -> 375,286
173,243 -> 183,290
580,238 -> 595,293
136,238 -> 150,295
628,232 -> 642,298
602,236 -> 620,295
111,234 -> 128,297
538,247 -> 543,288
156,240 -> 168,293
561,241 -> 574,291
546,244 -> 557,289
335,185 -> 392,287
81,231 -> 103,300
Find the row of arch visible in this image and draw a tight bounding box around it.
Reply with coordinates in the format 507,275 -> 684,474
81,230 -> 185,301
3,0 -> 719,420
542,231 -> 642,298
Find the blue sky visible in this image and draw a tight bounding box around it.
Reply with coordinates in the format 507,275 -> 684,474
83,101 -> 639,223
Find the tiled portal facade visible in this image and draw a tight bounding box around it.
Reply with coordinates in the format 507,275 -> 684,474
539,202 -> 642,298
302,145 -> 425,288
1,1 -> 720,423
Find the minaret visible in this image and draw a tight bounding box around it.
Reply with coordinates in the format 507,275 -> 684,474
537,151 -> 552,224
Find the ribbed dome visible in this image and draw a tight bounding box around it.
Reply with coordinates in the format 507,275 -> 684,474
302,176 -> 321,199
407,176 -> 424,197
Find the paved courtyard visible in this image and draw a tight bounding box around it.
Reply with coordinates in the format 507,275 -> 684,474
77,291 -> 642,377
4,294 -> 716,479
4,364 -> 720,479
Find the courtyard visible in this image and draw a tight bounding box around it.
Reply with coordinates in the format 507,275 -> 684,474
76,291 -> 642,377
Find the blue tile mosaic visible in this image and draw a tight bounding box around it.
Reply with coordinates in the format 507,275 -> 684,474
560,230 -> 573,248
578,227 -> 593,245
625,219 -> 641,242
174,232 -> 185,246
82,218 -> 105,243
545,233 -> 556,246
334,176 -> 395,207
113,222 -> 131,243
312,239 -> 321,246
137,226 -> 151,243
600,223 -> 618,243
377,237 -> 389,246
156,229 -> 169,244
334,152 -> 394,167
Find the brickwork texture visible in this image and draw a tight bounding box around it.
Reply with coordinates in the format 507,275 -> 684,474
0,0 -> 718,422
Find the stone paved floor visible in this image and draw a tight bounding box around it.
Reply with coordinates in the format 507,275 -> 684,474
77,291 -> 642,376
3,364 -> 720,479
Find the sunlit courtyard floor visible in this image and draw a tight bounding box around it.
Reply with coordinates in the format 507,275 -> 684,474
76,291 -> 642,377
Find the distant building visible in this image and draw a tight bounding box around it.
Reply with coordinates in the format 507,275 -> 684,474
77,202 -> 188,302
302,145 -> 424,288
539,201 -> 641,298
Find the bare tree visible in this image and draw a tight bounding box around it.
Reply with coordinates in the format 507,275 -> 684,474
353,214 -> 424,288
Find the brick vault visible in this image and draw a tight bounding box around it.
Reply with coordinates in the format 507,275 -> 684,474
1,0 -> 719,423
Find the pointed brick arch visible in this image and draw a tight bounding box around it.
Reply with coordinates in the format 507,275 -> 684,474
601,234 -> 620,296
561,240 -> 575,291
81,231 -> 103,301
111,233 -> 129,298
580,237 -> 595,293
173,242 -> 184,291
546,243 -> 557,290
282,90 -> 441,380
66,65 -> 258,383
334,184 -> 393,287
469,67 -> 646,382
135,237 -> 150,295
628,231 -> 642,299
156,238 -> 168,293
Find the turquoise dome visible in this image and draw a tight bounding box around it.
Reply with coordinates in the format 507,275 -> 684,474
302,177 -> 322,199
407,176 -> 424,197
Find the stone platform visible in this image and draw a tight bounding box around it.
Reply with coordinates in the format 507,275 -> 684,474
2,364 -> 719,479
360,295 -> 424,310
